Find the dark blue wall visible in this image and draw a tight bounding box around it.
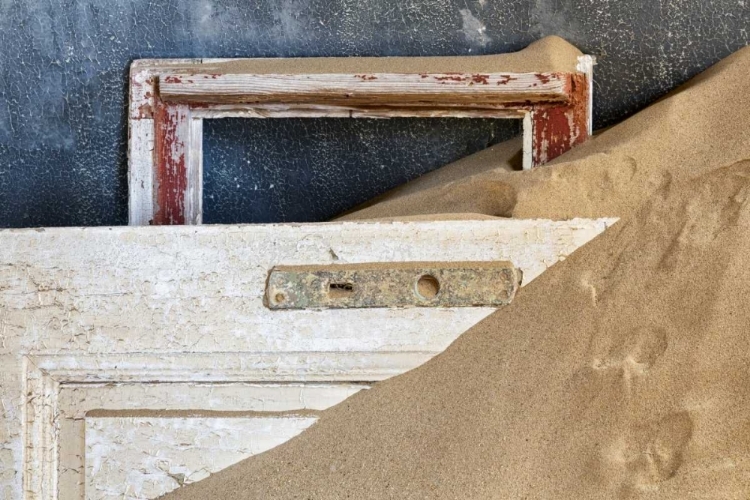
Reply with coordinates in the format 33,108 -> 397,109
0,1 -> 748,227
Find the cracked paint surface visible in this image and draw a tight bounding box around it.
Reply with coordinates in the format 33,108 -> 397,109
0,0 -> 749,227
0,218 -> 614,498
85,417 -> 319,499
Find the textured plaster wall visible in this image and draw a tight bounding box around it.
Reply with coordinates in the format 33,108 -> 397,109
0,0 -> 748,227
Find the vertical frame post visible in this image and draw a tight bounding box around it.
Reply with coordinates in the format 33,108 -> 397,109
528,71 -> 592,168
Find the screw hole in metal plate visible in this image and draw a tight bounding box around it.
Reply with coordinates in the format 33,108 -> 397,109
415,275 -> 440,300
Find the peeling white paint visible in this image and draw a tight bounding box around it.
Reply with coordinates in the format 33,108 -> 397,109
0,219 -> 615,499
85,417 -> 318,499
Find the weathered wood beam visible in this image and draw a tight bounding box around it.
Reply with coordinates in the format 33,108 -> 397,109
188,104 -> 528,120
158,72 -> 571,107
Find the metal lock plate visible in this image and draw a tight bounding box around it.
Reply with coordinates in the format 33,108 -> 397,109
265,261 -> 522,310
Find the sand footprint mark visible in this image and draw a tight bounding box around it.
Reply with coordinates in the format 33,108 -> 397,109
608,411 -> 694,493
592,326 -> 668,391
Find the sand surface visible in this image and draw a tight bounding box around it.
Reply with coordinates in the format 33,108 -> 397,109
342,43 -> 750,222
197,35 -> 582,75
164,40 -> 750,499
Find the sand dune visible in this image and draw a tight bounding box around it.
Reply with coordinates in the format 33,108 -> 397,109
164,40 -> 750,499
343,43 -> 750,222
201,34 -> 583,76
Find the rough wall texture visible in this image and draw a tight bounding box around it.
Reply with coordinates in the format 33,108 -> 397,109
0,0 -> 748,227
202,118 -> 512,224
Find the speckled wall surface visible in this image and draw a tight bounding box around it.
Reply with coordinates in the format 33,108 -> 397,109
0,1 -> 748,227
202,118 -> 514,224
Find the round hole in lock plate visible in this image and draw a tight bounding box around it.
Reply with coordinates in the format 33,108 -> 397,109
416,275 -> 440,300
274,292 -> 286,304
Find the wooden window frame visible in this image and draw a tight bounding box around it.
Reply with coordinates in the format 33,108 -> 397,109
128,56 -> 595,226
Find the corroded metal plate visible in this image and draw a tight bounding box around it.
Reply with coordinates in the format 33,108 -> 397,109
265,262 -> 522,310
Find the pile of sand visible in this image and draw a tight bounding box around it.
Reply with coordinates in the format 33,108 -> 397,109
165,40 -> 750,499
342,43 -> 750,222
200,35 -> 582,76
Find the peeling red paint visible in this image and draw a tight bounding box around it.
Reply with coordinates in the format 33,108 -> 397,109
497,75 -> 518,85
531,73 -> 590,167
153,99 -> 188,225
471,74 -> 490,85
428,73 -> 508,85
434,75 -> 469,82
535,73 -> 552,85
532,107 -> 571,165
137,103 -> 153,119
163,75 -> 183,84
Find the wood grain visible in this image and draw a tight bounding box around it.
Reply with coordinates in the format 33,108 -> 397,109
158,72 -> 571,107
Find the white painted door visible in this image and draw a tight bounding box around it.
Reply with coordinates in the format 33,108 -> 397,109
0,218 -> 614,499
